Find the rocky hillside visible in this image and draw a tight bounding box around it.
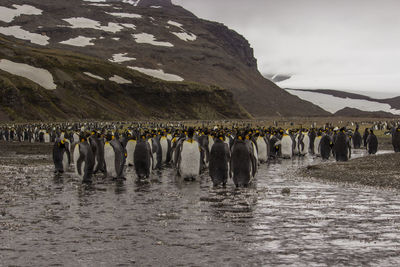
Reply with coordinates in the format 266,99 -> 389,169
0,36 -> 250,121
0,0 -> 328,118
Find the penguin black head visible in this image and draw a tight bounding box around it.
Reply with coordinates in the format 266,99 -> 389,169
187,127 -> 195,138
105,132 -> 113,141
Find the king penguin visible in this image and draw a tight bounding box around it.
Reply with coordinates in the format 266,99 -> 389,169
281,131 -> 293,159
73,134 -> 95,183
53,138 -> 71,174
230,133 -> 257,187
209,133 -> 230,187
177,127 -> 201,180
134,134 -> 153,179
104,133 -> 126,179
125,133 -> 137,166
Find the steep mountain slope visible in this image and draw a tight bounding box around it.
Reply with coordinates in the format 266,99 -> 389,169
0,0 -> 329,117
0,36 -> 250,121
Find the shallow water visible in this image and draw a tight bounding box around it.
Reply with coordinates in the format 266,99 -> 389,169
0,149 -> 399,266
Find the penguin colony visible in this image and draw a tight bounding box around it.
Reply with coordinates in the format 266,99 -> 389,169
1,121 -> 399,187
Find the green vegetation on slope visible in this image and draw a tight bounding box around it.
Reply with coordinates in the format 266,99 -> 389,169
0,36 -> 250,121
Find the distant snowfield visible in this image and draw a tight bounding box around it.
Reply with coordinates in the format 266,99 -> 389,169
128,66 -> 184,82
110,75 -> 132,84
286,89 -> 400,115
133,33 -> 174,47
0,4 -> 42,23
60,36 -> 95,47
151,6 -> 162,8
0,26 -> 50,45
0,59 -> 56,90
63,17 -> 124,33
277,74 -> 400,99
110,53 -> 136,63
84,72 -> 104,80
168,20 -> 197,42
106,12 -> 142,19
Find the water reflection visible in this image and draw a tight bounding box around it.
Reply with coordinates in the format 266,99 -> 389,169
0,149 -> 399,266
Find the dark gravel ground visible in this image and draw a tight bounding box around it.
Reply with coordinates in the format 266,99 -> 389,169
302,151 -> 400,190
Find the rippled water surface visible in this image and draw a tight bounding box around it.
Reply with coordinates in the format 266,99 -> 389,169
1,149 -> 399,266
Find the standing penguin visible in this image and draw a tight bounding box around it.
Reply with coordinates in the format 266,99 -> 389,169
88,132 -> 106,175
209,133 -> 230,187
363,128 -> 369,148
256,133 -> 268,163
104,134 -> 126,179
125,134 -> 137,166
134,135 -> 153,179
177,127 -> 201,180
73,135 -> 95,183
320,133 -> 332,160
392,126 -> 400,152
159,132 -> 171,165
53,138 -> 70,174
353,127 -> 362,149
281,131 -> 293,159
334,128 -> 351,161
313,130 -> 323,156
230,133 -> 257,187
366,129 -> 378,154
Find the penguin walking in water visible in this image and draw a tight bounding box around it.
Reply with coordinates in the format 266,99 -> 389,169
88,132 -> 106,175
73,135 -> 95,183
53,138 -> 71,174
281,131 -> 293,159
230,133 -> 257,187
392,126 -> 400,152
177,127 -> 201,180
209,133 -> 230,187
134,134 -> 153,179
334,128 -> 351,161
313,130 -> 323,156
104,133 -> 126,180
353,127 -> 362,149
366,129 -> 378,154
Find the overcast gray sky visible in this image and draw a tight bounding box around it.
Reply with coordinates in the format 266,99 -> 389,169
172,0 -> 400,94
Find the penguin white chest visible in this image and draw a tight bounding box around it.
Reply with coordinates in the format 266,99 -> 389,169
256,138 -> 267,162
104,143 -> 117,178
179,141 -> 201,178
281,136 -> 293,158
126,140 -> 136,166
160,137 -> 168,163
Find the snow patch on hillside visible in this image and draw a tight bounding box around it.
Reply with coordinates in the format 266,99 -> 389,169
0,59 -> 56,90
63,17 -> 124,33
133,33 -> 173,47
106,12 -> 142,19
109,53 -> 136,63
60,36 -> 96,47
110,75 -> 132,84
168,20 -> 197,42
0,26 -> 49,45
286,89 -> 400,115
84,72 -> 104,80
0,4 -> 42,23
128,66 -> 183,81
172,32 -> 196,42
